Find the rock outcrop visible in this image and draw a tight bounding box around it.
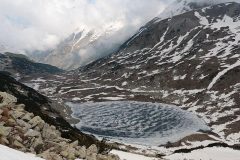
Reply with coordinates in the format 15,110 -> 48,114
0,92 -> 119,160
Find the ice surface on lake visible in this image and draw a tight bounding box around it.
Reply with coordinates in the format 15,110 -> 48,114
67,101 -> 210,146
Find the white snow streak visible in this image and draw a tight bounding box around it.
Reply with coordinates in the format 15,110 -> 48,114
208,60 -> 240,90
194,11 -> 209,26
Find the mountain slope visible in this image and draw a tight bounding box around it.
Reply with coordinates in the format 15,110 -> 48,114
23,2 -> 240,145
0,52 -> 62,78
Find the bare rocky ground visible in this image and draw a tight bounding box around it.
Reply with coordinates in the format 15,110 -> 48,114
0,92 -> 120,160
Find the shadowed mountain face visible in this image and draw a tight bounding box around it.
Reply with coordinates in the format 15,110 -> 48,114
0,52 -> 62,78
22,2 -> 240,144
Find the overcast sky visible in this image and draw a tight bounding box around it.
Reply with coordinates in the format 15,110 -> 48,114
0,0 -> 174,53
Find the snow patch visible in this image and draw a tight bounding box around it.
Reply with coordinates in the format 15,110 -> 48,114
208,60 -> 240,90
111,150 -> 159,160
0,144 -> 44,160
165,147 -> 240,160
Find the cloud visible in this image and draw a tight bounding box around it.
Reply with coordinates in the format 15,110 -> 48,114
0,0 -> 169,53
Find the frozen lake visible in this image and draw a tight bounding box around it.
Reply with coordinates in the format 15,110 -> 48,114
67,101 -> 210,146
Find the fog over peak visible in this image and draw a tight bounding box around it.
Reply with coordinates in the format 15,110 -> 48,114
0,0 -> 170,54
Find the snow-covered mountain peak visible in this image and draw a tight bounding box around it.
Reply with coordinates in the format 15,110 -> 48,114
157,0 -> 239,20
158,0 -> 211,19
31,20 -> 126,70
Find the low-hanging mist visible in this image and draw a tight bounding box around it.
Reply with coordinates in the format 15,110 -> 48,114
1,0 -> 240,68
0,0 -> 169,52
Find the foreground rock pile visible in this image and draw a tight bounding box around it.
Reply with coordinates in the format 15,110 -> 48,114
0,92 -> 119,160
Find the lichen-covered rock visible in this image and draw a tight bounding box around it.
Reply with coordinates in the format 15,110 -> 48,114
14,126 -> 25,133
60,150 -> 68,158
29,116 -> 44,128
16,119 -> 32,130
12,110 -> 25,119
76,146 -> 86,159
0,125 -> 11,136
42,123 -> 61,140
86,145 -> 98,160
1,108 -> 10,118
25,129 -> 41,137
67,147 -> 76,160
87,144 -> 98,154
87,153 -> 97,160
0,136 -> 9,145
0,92 -> 17,107
70,140 -> 79,148
6,118 -> 16,127
15,135 -> 23,143
13,140 -> 25,149
32,136 -> 44,150
22,113 -> 34,122
40,150 -> 63,160
15,104 -> 25,110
